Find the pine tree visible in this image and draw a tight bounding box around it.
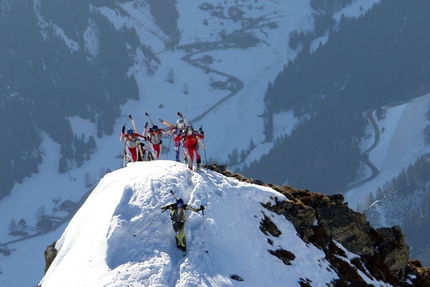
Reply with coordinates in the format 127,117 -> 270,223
7,219 -> 16,234
58,157 -> 68,173
376,187 -> 383,200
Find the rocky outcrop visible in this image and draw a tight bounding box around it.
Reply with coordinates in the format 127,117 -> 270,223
377,226 -> 410,278
206,164 -> 430,287
44,241 -> 57,274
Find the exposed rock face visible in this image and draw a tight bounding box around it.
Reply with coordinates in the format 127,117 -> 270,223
44,241 -> 57,274
377,226 -> 410,278
206,164 -> 430,287
407,260 -> 430,287
317,203 -> 375,255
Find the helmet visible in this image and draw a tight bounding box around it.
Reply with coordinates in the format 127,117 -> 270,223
176,119 -> 185,129
127,128 -> 133,135
152,125 -> 159,131
187,125 -> 193,135
176,198 -> 184,208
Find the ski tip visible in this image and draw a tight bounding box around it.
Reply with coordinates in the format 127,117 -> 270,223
133,234 -> 136,237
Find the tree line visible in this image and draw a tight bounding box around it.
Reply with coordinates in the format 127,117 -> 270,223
0,2 -> 139,200
241,0 -> 430,194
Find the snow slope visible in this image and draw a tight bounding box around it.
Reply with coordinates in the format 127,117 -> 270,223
39,161 -> 392,287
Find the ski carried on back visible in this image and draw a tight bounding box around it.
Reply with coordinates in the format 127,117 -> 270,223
145,111 -> 154,126
129,114 -> 144,159
140,120 -> 154,161
169,189 -> 179,200
177,112 -> 205,150
159,118 -> 175,129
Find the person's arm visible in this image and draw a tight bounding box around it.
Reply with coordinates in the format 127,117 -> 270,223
196,128 -> 204,139
120,125 -> 126,141
161,203 -> 174,211
134,133 -> 145,139
186,205 -> 205,212
142,122 -> 148,138
161,129 -> 169,136
167,126 -> 176,136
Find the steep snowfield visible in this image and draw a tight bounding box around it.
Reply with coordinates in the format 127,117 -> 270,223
39,160 -> 392,287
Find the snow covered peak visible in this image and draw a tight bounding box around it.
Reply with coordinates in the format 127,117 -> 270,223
39,161 -> 341,286
38,161 -> 428,287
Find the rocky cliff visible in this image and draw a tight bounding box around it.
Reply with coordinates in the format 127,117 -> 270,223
207,164 -> 430,287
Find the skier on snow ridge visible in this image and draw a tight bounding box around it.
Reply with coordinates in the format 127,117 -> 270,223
161,197 -> 204,252
180,125 -> 204,170
120,126 -> 146,162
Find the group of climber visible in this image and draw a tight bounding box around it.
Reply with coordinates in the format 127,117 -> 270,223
120,114 -> 205,170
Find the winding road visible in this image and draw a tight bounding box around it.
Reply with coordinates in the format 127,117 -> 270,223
344,101 -> 407,193
343,109 -> 380,192
177,41 -> 244,125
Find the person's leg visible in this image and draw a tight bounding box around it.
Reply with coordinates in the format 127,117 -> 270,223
172,222 -> 181,248
196,149 -> 201,168
183,145 -> 189,164
174,141 -> 180,161
178,222 -> 186,250
154,144 -> 161,159
187,147 -> 194,169
129,147 -> 138,162
138,143 -> 145,161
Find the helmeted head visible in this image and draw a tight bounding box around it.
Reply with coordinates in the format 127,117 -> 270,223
187,125 -> 193,135
152,125 -> 159,133
176,198 -> 184,208
176,119 -> 185,129
127,128 -> 133,135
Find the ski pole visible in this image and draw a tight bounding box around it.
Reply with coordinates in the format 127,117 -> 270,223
169,189 -> 179,200
166,134 -> 172,160
123,142 -> 127,167
133,209 -> 167,237
129,115 -> 144,159
200,125 -> 207,167
202,208 -> 209,253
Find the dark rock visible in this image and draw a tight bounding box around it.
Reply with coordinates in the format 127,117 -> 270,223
377,226 -> 410,278
230,274 -> 244,281
44,241 -> 57,274
259,212 -> 281,237
269,249 -> 296,265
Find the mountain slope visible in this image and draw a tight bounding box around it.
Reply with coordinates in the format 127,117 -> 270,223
39,161 -> 338,286
4,0 -> 430,285
39,161 -> 429,287
244,0 -> 430,192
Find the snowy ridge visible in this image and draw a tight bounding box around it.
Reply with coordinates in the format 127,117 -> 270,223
39,161 -> 345,287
